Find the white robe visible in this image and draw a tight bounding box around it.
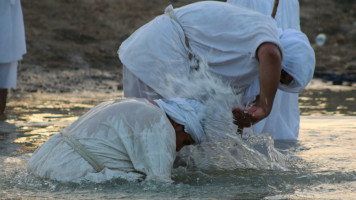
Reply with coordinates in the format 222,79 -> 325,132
0,61 -> 18,88
0,0 -> 26,88
228,0 -> 302,140
27,99 -> 176,183
119,1 -> 282,98
0,0 -> 27,63
227,0 -> 300,30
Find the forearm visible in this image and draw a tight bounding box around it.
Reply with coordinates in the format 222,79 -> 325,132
257,42 -> 282,115
232,42 -> 282,128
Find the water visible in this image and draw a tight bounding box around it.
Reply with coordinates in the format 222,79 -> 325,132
1,80 -> 356,199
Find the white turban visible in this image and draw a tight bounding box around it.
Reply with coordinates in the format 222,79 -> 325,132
279,29 -> 316,93
154,98 -> 205,144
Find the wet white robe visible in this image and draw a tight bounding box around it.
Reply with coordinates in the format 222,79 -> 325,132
119,1 -> 282,98
228,0 -> 302,140
27,99 -> 176,183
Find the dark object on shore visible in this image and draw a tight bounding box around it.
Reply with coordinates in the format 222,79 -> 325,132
314,64 -> 356,85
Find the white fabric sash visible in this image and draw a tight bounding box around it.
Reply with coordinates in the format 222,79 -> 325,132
165,5 -> 199,70
61,130 -> 105,172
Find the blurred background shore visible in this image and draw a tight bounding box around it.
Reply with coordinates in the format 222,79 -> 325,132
18,0 -> 356,93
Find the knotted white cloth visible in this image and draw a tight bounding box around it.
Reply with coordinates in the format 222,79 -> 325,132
154,98 -> 205,144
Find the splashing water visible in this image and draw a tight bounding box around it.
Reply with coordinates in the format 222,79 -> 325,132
1,49 -> 289,198
150,54 -> 288,171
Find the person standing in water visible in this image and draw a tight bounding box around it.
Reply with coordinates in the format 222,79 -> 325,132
227,0 -> 311,140
118,1 -> 315,128
0,0 -> 27,115
27,98 -> 207,183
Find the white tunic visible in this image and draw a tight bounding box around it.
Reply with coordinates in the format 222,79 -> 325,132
228,0 -> 302,140
0,62 -> 18,88
119,1 -> 281,97
27,99 -> 176,183
227,0 -> 300,30
0,0 -> 27,63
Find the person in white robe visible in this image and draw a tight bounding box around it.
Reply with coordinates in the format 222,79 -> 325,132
227,0 -> 300,30
0,0 -> 27,114
27,98 -> 206,183
118,1 -> 314,128
227,0 -> 310,140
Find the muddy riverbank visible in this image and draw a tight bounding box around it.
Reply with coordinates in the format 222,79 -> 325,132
18,0 -> 356,93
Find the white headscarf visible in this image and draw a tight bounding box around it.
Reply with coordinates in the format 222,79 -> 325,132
154,98 -> 206,144
279,29 -> 316,93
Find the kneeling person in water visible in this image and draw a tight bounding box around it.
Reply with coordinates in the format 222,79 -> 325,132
27,98 -> 205,183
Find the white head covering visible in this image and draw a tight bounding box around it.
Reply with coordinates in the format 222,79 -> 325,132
278,29 -> 316,93
154,98 -> 206,144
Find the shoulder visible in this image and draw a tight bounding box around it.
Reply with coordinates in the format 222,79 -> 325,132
112,98 -> 169,123
114,98 -> 163,113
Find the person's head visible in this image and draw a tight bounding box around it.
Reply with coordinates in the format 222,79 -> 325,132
167,117 -> 195,152
279,29 -> 316,93
280,69 -> 294,85
154,98 -> 205,152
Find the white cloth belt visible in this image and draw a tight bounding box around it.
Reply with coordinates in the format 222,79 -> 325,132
165,5 -> 199,70
165,5 -> 189,49
61,130 -> 105,172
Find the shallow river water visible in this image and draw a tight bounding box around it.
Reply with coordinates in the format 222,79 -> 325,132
1,80 -> 356,199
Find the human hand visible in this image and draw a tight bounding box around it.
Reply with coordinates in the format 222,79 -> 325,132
232,107 -> 256,128
232,103 -> 269,129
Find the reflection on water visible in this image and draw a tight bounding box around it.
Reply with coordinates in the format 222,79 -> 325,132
298,117 -> 356,172
300,79 -> 356,116
1,91 -> 123,153
288,116 -> 356,199
300,89 -> 356,116
1,80 -> 356,199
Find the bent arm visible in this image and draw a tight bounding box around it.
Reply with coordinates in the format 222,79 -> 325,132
233,42 -> 281,128
256,42 -> 282,116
